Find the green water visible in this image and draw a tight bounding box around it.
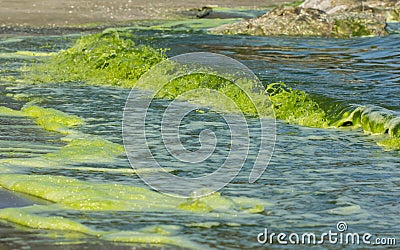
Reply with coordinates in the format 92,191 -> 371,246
0,27 -> 399,249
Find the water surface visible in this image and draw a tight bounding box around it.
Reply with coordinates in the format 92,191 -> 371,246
0,29 -> 399,249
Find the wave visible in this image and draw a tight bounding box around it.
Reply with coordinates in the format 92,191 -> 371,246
268,83 -> 400,150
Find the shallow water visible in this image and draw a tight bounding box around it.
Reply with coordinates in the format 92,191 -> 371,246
0,28 -> 399,249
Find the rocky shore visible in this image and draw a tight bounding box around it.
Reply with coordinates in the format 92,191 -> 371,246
210,0 -> 400,38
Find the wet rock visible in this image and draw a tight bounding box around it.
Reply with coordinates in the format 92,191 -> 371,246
210,4 -> 389,38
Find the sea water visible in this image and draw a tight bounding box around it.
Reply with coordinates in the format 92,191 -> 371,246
0,29 -> 399,249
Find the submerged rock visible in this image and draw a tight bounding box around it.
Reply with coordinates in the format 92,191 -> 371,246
210,0 -> 395,38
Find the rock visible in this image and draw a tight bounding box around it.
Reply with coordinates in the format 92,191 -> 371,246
195,6 -> 213,18
301,0 -> 400,21
300,0 -> 355,14
387,5 -> 400,22
183,6 -> 217,19
210,5 -> 387,38
210,6 -> 333,37
332,12 -> 387,37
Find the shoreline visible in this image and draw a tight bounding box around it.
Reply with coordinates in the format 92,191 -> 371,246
0,0 -> 296,36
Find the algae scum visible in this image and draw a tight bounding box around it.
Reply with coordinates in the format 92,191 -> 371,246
0,28 -> 399,249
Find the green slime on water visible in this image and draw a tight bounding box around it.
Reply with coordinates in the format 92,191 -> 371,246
0,100 -> 267,246
0,105 -> 84,134
266,83 -> 400,149
0,174 -> 265,214
0,205 -> 200,249
0,104 -> 126,165
26,31 -> 167,88
24,30 -> 400,149
0,173 -> 267,248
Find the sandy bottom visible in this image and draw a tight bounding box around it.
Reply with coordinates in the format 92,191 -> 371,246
0,0 -> 294,27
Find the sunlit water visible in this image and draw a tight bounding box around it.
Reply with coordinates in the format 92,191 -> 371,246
0,28 -> 399,249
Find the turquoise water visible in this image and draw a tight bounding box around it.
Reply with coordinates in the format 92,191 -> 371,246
0,29 -> 399,249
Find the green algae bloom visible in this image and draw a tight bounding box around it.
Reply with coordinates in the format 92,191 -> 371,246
378,137 -> 400,150
266,82 -> 328,128
0,105 -> 125,165
187,222 -> 221,228
22,105 -> 85,133
153,72 -> 272,117
27,31 -> 167,87
18,29 -> 400,150
265,83 -> 400,150
0,205 -> 200,249
246,204 -> 265,214
0,105 -> 84,134
44,138 -> 125,163
177,199 -> 214,213
100,230 -> 201,249
0,173 -> 267,248
0,174 -> 267,214
0,206 -> 94,234
0,106 -> 25,117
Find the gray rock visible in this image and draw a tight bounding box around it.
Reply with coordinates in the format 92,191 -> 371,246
332,12 -> 387,37
210,3 -> 390,38
210,6 -> 333,37
301,0 -> 400,21
301,0 -> 353,14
